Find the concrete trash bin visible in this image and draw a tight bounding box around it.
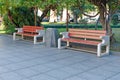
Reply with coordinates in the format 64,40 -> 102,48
45,28 -> 59,47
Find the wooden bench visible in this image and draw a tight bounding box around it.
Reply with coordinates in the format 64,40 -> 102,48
58,28 -> 110,57
13,26 -> 45,44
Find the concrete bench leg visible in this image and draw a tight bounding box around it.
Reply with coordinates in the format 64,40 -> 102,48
13,33 -> 16,40
43,36 -> 45,43
58,38 -> 61,49
106,45 -> 110,54
34,36 -> 45,44
97,44 -> 110,57
13,33 -> 23,40
34,36 -> 37,44
67,41 -> 69,47
21,34 -> 24,39
97,44 -> 101,57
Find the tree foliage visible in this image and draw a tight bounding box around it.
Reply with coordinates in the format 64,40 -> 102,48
87,0 -> 120,34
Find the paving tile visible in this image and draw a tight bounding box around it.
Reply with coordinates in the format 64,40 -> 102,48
79,68 -> 117,80
45,69 -> 74,80
107,62 -> 120,67
5,56 -> 25,63
15,68 -> 39,78
4,61 -> 36,71
30,74 -> 57,80
59,66 -> 83,75
70,63 -> 92,71
15,55 -> 34,60
43,62 -> 65,69
26,58 -> 49,65
107,73 -> 120,80
78,72 -> 105,80
22,79 -> 31,80
0,59 -> 12,66
29,64 -> 52,73
0,66 -> 11,74
79,58 -> 108,69
4,64 -> 23,71
65,76 -> 86,80
96,65 -> 120,73
0,72 -> 24,80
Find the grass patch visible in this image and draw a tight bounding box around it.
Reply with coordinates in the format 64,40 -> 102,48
0,30 -> 6,33
0,23 -> 6,34
112,28 -> 120,43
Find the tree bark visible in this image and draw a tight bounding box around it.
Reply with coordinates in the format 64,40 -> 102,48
37,7 -> 50,26
98,6 -> 106,30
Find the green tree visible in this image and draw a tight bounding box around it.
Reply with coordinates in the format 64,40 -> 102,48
87,0 -> 120,35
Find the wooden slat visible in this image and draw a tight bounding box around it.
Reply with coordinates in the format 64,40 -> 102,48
23,26 -> 43,33
69,32 -> 105,36
69,28 -> 106,34
69,34 -> 85,38
16,26 -> 44,37
68,28 -> 106,40
62,38 -> 100,45
22,33 -> 37,37
69,34 -> 101,40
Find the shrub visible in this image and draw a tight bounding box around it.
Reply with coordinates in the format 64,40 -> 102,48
112,14 -> 119,25
3,6 -> 36,34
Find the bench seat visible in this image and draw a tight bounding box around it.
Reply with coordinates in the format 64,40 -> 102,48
62,38 -> 100,46
16,32 -> 38,37
13,26 -> 45,44
58,28 -> 110,57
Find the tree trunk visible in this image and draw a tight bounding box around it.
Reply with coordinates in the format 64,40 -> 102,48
99,6 -> 112,35
99,6 -> 115,43
34,6 -> 37,26
37,7 -> 50,26
99,6 -> 106,30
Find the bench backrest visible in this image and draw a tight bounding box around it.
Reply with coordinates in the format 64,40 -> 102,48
23,26 -> 44,33
69,28 -> 106,40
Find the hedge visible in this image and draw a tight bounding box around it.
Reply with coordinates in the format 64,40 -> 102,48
43,24 -> 120,28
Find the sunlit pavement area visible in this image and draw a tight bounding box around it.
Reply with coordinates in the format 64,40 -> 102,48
0,35 -> 120,80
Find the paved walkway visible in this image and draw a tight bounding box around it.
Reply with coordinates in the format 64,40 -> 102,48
0,35 -> 120,80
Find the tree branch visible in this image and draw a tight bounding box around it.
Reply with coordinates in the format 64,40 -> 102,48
82,12 -> 99,17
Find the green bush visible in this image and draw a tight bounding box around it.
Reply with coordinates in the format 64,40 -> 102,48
3,6 -> 36,34
43,24 -> 120,29
112,14 -> 119,25
43,24 -> 102,28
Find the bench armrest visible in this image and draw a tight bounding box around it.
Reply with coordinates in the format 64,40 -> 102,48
60,32 -> 69,38
37,30 -> 45,36
100,35 -> 110,45
15,28 -> 23,33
